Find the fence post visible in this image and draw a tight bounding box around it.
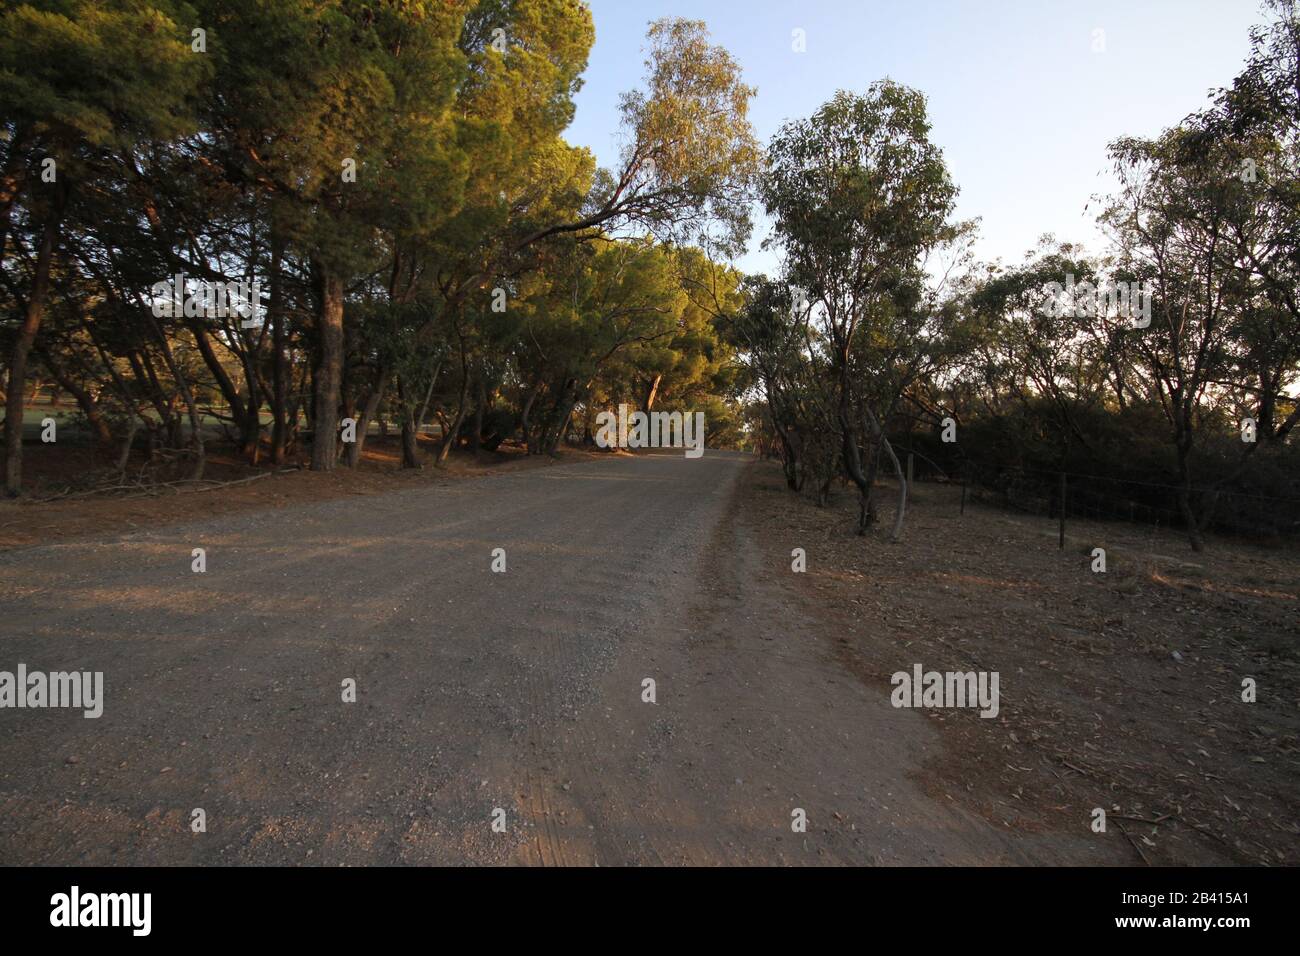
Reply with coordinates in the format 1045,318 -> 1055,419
960,476 -> 967,516
1059,472 -> 1067,549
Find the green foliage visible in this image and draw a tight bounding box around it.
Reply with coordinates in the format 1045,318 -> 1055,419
7,0 -> 1295,518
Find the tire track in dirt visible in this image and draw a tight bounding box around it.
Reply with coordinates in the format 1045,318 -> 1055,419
0,451 -> 1120,865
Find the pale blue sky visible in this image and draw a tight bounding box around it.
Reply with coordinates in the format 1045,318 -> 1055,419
567,0 -> 1266,275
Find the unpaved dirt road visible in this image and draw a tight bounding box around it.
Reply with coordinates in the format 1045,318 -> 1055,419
0,451 -> 1116,865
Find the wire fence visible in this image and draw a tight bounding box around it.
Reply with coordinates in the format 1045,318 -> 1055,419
904,452 -> 1300,548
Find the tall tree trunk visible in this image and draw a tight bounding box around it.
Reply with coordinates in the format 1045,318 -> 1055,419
188,320 -> 246,424
471,371 -> 486,460
518,382 -> 539,452
839,409 -> 872,533
4,190 -> 62,496
1258,364 -> 1277,441
437,380 -> 469,464
269,239 -> 289,465
115,419 -> 140,474
835,359 -> 879,534
238,350 -> 262,464
644,373 -> 662,412
437,331 -> 470,464
126,347 -> 173,437
310,265 -> 345,472
880,434 -> 907,543
1176,444 -> 1205,552
285,359 -> 309,460
541,377 -> 580,456
415,359 -> 442,435
545,391 -> 579,456
547,404 -> 576,455
145,310 -> 204,481
766,390 -> 799,490
345,363 -> 387,468
397,374 -> 420,469
36,345 -> 112,447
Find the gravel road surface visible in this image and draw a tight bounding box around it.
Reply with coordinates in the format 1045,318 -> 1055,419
0,450 -> 1110,864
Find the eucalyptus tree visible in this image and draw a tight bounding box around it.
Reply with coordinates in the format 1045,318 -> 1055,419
515,17 -> 762,257
1102,128 -> 1255,551
727,276 -> 808,490
424,14 -> 760,410
1191,0 -> 1300,446
606,245 -> 742,416
1097,0 -> 1300,548
761,81 -> 959,534
513,237 -> 685,454
964,244 -> 1114,462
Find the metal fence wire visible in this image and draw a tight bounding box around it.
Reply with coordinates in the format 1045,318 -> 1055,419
929,457 -> 1300,547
